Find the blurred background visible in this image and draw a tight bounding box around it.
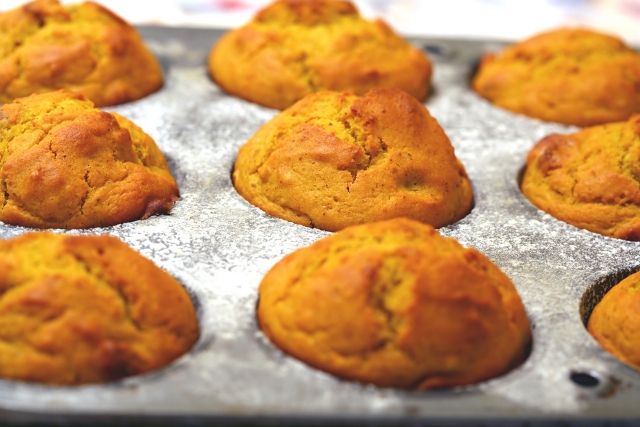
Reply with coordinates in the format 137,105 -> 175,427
2,0 -> 640,44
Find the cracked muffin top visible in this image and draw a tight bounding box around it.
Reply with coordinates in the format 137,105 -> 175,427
0,89 -> 179,229
521,114 -> 640,240
257,218 -> 531,389
0,0 -> 163,107
0,231 -> 199,385
233,88 -> 473,232
588,271 -> 640,372
208,0 -> 432,110
472,28 -> 640,127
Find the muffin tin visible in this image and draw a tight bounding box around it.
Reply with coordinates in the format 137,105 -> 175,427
1,26 -> 640,425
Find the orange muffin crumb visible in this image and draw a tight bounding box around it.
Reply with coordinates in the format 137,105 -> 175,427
233,88 -> 473,231
0,232 -> 199,385
588,271 -> 640,371
0,90 -> 179,229
0,0 -> 163,107
209,0 -> 431,110
258,218 -> 531,389
521,114 -> 640,240
473,28 -> 640,126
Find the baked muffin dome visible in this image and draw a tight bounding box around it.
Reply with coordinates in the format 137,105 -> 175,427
0,0 -> 163,107
588,271 -> 640,371
0,89 -> 179,229
472,28 -> 640,127
521,114 -> 640,240
208,0 -> 432,110
0,232 -> 199,385
233,88 -> 473,232
257,218 -> 531,390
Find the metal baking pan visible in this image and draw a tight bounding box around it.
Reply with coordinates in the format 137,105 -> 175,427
0,26 -> 639,426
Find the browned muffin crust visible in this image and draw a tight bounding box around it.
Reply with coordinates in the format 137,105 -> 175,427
0,232 -> 199,385
588,271 -> 640,371
233,88 -> 473,232
258,218 -> 531,390
0,89 -> 179,229
0,0 -> 163,107
521,114 -> 640,240
208,0 -> 432,110
472,28 -> 640,127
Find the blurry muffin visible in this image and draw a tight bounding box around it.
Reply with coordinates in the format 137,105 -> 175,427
0,89 -> 179,229
472,28 -> 640,127
258,218 -> 531,389
588,271 -> 640,371
521,114 -> 640,240
0,232 -> 199,385
233,88 -> 473,232
0,0 -> 163,107
208,0 -> 432,110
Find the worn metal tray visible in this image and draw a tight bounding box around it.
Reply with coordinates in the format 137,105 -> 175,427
0,26 -> 639,426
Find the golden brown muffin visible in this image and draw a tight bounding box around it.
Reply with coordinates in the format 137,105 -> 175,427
258,218 -> 531,390
472,28 -> 640,127
0,89 -> 179,229
0,0 -> 163,107
208,0 -> 432,110
521,114 -> 640,240
588,271 -> 640,371
233,88 -> 473,232
0,231 -> 199,385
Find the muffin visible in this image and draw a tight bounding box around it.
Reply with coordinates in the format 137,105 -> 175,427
588,271 -> 640,371
233,88 -> 473,232
0,0 -> 163,107
521,114 -> 640,240
472,28 -> 640,127
208,0 -> 432,110
0,89 -> 179,229
257,218 -> 531,389
0,231 -> 199,385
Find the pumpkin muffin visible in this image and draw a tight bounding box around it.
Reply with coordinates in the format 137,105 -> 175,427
0,0 -> 163,107
0,89 -> 179,229
521,114 -> 640,240
257,218 -> 531,390
208,0 -> 432,110
588,271 -> 640,371
0,232 -> 199,385
233,88 -> 473,232
472,28 -> 640,127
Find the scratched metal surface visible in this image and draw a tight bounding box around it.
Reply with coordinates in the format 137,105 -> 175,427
0,27 -> 639,425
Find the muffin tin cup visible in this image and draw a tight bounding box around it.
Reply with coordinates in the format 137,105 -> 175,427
0,26 -> 639,425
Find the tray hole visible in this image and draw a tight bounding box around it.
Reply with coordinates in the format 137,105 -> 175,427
569,370 -> 619,397
570,371 -> 600,388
